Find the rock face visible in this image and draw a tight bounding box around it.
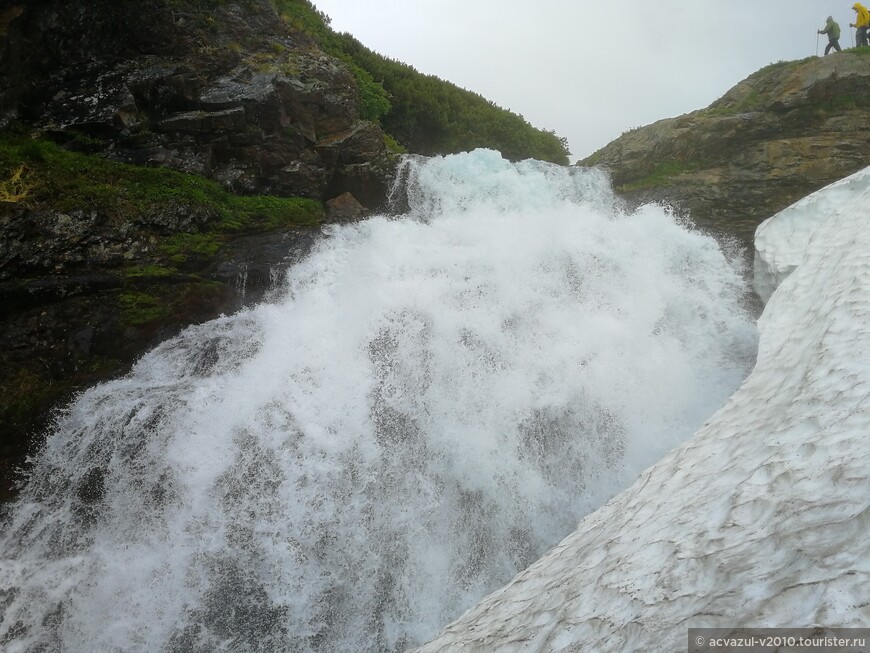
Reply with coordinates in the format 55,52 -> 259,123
0,0 -> 394,206
0,203 -> 320,502
580,53 -> 870,244
412,168 -> 870,651
0,0 -> 401,499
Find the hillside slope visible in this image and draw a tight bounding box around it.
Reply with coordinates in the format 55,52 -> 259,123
0,0 -> 568,201
1,0 -> 393,204
580,52 -> 870,243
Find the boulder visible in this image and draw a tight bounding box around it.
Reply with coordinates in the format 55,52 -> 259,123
325,191 -> 367,222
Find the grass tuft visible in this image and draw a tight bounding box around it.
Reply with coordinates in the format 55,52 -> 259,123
0,164 -> 31,203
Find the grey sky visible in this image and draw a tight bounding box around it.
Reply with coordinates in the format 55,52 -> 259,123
311,1 -> 852,160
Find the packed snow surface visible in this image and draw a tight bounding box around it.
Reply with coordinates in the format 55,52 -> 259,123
754,166 -> 870,303
412,167 -> 870,652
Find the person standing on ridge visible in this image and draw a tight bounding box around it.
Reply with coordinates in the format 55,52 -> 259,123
819,16 -> 842,54
850,2 -> 870,47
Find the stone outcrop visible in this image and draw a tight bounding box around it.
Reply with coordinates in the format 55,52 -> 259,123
580,52 -> 870,244
1,0 -> 394,206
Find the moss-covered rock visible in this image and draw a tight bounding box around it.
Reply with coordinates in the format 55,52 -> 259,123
0,133 -> 323,501
578,51 -> 870,244
0,0 -> 397,206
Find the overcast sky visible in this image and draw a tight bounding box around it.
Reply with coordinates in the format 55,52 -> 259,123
311,0 -> 852,160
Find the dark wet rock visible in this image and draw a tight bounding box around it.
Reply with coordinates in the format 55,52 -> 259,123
325,192 -> 367,223
212,229 -> 319,306
0,205 -> 319,502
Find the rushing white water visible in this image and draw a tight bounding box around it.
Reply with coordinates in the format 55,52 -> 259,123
0,149 -> 757,653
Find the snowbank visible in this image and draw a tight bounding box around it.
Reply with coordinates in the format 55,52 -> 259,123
754,166 -> 870,303
412,170 -> 870,652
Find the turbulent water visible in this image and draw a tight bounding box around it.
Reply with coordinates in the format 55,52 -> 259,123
0,149 -> 758,653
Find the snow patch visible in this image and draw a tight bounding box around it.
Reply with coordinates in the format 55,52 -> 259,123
754,166 -> 870,303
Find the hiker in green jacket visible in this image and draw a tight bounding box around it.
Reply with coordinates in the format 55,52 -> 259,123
818,16 -> 842,54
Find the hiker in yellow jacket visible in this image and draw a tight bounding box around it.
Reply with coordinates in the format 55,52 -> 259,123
851,2 -> 870,47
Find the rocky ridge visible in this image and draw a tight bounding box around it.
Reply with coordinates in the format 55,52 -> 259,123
580,52 -> 870,244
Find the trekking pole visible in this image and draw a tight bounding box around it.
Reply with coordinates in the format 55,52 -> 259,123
816,32 -> 820,55
852,27 -> 855,48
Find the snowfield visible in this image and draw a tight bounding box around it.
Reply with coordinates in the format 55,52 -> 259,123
412,169 -> 870,652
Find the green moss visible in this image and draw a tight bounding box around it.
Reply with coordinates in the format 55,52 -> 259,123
123,265 -> 176,279
160,232 -> 224,263
225,195 -> 323,231
119,291 -> 168,325
620,161 -> 696,192
0,134 -> 196,216
0,132 -> 324,224
118,276 -> 227,330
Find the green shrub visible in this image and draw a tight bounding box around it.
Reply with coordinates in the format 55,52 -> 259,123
269,0 -> 570,163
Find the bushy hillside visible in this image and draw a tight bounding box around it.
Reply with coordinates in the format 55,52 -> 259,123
276,0 -> 570,163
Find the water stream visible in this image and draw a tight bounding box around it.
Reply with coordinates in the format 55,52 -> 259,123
0,149 -> 758,652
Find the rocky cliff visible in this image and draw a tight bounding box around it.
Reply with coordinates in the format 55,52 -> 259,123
1,0 -> 394,204
0,0 -> 407,499
580,52 -> 870,245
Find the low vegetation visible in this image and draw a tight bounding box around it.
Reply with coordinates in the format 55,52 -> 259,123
619,161 -> 696,192
272,0 -> 570,164
0,132 -> 323,230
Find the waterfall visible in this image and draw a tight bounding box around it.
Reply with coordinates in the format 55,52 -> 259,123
0,149 -> 758,653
